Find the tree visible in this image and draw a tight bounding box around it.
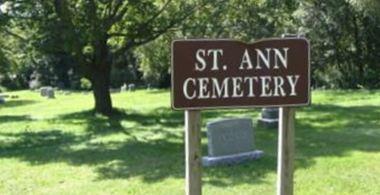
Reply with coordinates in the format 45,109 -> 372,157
137,0 -> 298,88
2,0 -> 210,115
136,34 -> 173,88
295,0 -> 380,88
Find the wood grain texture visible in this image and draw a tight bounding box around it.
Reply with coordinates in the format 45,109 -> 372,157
277,107 -> 295,195
185,110 -> 202,195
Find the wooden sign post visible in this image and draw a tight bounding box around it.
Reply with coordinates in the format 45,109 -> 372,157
185,110 -> 202,195
171,37 -> 310,195
277,107 -> 295,195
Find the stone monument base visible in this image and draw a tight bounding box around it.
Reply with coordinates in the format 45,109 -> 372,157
202,150 -> 264,167
258,118 -> 278,128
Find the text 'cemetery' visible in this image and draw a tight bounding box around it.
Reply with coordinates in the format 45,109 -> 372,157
172,38 -> 310,109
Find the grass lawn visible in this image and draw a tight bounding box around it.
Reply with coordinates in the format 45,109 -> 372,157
1,89 -> 380,194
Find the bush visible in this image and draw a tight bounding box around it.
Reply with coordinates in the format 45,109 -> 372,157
80,78 -> 92,90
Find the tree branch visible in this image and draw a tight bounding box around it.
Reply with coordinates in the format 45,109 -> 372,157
108,0 -> 173,38
108,32 -> 128,37
109,0 -> 124,20
1,28 -> 27,42
133,2 -> 207,47
143,0 -> 173,28
113,1 -> 213,57
112,1 -> 130,23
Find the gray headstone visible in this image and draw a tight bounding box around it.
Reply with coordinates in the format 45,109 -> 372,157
202,118 -> 263,166
262,107 -> 279,119
202,151 -> 264,167
258,107 -> 279,128
40,86 -> 53,97
207,118 -> 254,156
46,88 -> 55,99
128,84 -> 135,91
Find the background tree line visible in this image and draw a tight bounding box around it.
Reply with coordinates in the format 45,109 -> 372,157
0,0 -> 379,115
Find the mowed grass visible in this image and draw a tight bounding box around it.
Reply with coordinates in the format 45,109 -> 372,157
0,89 -> 380,195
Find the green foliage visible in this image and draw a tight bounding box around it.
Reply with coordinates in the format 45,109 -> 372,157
0,0 -> 213,114
136,0 -> 380,89
295,0 -> 380,88
1,0 -> 380,92
350,0 -> 380,17
136,34 -> 173,88
80,77 -> 92,90
136,0 -> 298,88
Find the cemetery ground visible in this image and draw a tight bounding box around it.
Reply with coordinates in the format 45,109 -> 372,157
0,89 -> 380,195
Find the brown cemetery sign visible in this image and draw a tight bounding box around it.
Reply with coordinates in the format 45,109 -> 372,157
171,38 -> 310,110
172,37 -> 310,195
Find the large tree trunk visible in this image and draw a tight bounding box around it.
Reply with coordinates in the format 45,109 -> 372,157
90,36 -> 113,116
91,65 -> 112,116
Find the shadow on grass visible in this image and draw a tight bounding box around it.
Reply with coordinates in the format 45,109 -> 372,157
0,130 -> 87,151
0,100 -> 39,124
0,100 -> 38,108
0,104 -> 379,186
296,104 -> 380,159
0,115 -> 33,124
51,107 -> 240,135
55,109 -> 128,135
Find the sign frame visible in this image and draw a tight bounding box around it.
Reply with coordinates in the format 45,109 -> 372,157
171,37 -> 311,111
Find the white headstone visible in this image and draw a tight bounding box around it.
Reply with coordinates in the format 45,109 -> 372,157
121,84 -> 127,92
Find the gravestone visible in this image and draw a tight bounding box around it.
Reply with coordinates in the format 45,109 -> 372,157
40,87 -> 47,96
46,88 -> 55,99
40,86 -> 53,97
128,83 -> 135,91
202,118 -> 263,166
258,107 -> 279,128
121,84 -> 127,92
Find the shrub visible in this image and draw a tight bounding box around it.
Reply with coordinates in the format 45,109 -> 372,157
80,78 -> 92,90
